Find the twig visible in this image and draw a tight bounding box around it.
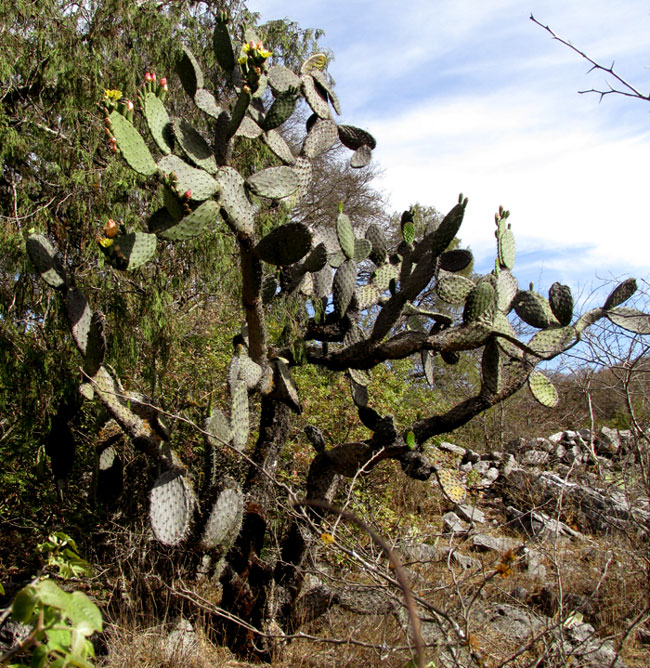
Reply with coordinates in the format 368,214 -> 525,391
295,499 -> 426,668
530,14 -> 650,103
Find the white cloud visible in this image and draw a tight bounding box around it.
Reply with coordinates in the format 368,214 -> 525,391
248,0 -> 650,290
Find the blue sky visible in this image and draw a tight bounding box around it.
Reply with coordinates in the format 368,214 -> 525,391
248,0 -> 650,305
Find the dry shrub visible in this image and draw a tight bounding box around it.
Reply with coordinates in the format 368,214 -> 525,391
97,620 -> 244,668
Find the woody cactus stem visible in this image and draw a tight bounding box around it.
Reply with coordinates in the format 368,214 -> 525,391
239,239 -> 267,364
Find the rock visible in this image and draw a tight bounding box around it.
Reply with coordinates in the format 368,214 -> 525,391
463,448 -> 481,464
563,620 -> 627,667
438,441 -> 466,458
520,449 -> 549,466
440,547 -> 481,571
531,437 -> 554,453
455,504 -> 486,524
474,602 -> 545,641
597,426 -> 621,456
563,445 -> 584,465
524,548 -> 546,579
507,505 -> 583,539
401,542 -> 440,564
483,467 -> 499,484
578,427 -> 592,441
473,461 -> 492,475
548,431 -> 565,444
443,511 -> 470,534
164,618 -> 199,661
510,585 -> 529,601
471,533 -> 520,553
500,453 -> 517,476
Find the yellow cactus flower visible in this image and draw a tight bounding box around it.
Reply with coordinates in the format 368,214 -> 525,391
104,89 -> 123,101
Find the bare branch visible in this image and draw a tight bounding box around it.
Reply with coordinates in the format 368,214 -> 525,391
530,14 -> 650,103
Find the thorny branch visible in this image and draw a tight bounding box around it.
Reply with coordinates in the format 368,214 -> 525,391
530,14 -> 650,104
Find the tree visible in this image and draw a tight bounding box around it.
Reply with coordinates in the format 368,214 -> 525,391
19,11 -> 650,663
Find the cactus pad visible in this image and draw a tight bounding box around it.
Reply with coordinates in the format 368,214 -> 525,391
481,338 -> 502,395
272,359 -> 302,413
353,238 -> 372,262
237,353 -> 263,389
300,53 -> 327,74
107,232 -> 157,270
262,129 -> 296,165
159,200 -> 219,241
26,234 -> 66,289
350,145 -> 372,168
149,469 -> 196,546
422,350 -> 435,387
415,201 -> 466,260
230,379 -> 249,451
528,325 -> 577,358
606,307 -> 650,335
268,64 -> 302,93
142,92 -> 173,154
194,88 -> 222,118
303,243 -> 328,273
83,311 -> 106,377
177,46 -> 204,98
337,125 -> 376,151
301,118 -> 338,159
301,73 -> 331,119
439,249 -> 473,273
372,263 -> 398,292
254,222 -> 312,266
528,370 -> 559,408
463,282 -> 496,324
333,259 -> 357,316
262,89 -> 300,131
65,289 -> 93,355
200,484 -> 244,550
336,213 -> 356,260
236,116 -> 263,139
514,291 -> 551,329
548,282 -> 573,326
495,269 -> 518,313
246,165 -> 299,199
435,468 -> 466,504
365,224 -> 387,265
205,407 -> 232,447
603,278 -> 637,310
173,119 -> 218,174
497,226 -> 515,270
213,19 -> 235,72
158,155 -> 219,201
215,166 -> 255,236
354,284 -> 380,310
109,111 -> 157,176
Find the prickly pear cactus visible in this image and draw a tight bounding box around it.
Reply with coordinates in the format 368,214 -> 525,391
25,13 -> 648,572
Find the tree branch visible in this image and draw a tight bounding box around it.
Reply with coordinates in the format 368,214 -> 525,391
530,14 -> 650,103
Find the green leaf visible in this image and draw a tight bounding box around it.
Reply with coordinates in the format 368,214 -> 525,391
406,431 -> 416,450
12,586 -> 37,623
66,592 -> 103,635
35,580 -> 70,610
